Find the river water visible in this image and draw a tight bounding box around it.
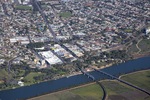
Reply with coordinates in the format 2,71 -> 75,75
0,56 -> 150,100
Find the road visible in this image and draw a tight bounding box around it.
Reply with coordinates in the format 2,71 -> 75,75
32,0 -> 78,59
2,3 -> 10,16
136,38 -> 142,54
7,56 -> 20,76
33,0 -> 57,42
79,67 -> 106,100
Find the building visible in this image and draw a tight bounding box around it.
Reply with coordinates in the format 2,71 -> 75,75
38,51 -> 63,65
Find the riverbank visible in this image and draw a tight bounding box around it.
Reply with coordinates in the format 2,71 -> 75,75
29,69 -> 150,100
132,52 -> 150,59
0,56 -> 150,100
119,69 -> 150,79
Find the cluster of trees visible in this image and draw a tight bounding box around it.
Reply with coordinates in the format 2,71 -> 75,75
10,61 -> 70,82
73,50 -> 129,69
27,42 -> 45,49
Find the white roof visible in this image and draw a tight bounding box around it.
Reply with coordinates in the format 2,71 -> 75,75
38,51 -> 62,65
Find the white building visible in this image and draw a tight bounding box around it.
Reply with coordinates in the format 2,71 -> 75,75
10,36 -> 29,45
38,51 -> 63,65
146,27 -> 150,35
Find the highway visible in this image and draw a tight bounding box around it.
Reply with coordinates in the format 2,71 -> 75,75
32,0 -> 57,42
93,68 -> 150,96
32,0 -> 78,59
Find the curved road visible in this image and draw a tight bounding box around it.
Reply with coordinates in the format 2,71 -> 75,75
80,68 -> 106,100
93,68 -> 150,96
7,56 -> 19,76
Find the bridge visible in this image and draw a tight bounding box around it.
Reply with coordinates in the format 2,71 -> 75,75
93,68 -> 150,96
78,67 -> 106,100
80,68 -> 95,81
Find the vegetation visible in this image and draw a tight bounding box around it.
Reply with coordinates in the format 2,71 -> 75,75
0,69 -> 11,81
27,42 -> 45,49
124,29 -> 133,33
121,70 -> 150,91
59,12 -> 72,18
71,84 -> 103,100
29,70 -> 150,100
15,5 -> 33,10
101,81 -> 133,95
127,43 -> 139,54
138,39 -> 150,53
29,83 -> 103,100
23,72 -> 45,85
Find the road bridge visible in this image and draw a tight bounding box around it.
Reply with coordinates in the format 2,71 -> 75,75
93,68 -> 150,96
79,67 -> 106,100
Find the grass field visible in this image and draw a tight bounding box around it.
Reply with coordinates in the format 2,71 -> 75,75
29,83 -> 103,100
59,12 -> 72,18
24,72 -> 45,85
0,69 -> 11,81
71,84 -> 103,100
101,81 -> 134,95
28,70 -> 150,100
121,70 -> 150,92
15,5 -> 33,10
138,39 -> 150,53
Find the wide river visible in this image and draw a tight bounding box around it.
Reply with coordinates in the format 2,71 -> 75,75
0,56 -> 150,100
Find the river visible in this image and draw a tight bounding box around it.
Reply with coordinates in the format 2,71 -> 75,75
0,56 -> 150,100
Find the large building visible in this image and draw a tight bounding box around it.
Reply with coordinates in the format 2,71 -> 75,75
38,51 -> 63,65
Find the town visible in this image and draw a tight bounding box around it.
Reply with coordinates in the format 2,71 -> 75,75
0,0 -> 150,90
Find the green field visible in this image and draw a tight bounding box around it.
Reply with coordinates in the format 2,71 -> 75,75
24,72 -> 45,85
59,12 -> 72,18
121,70 -> 150,91
29,83 -> 103,100
71,84 -> 103,100
29,70 -> 150,100
0,69 -> 11,81
15,5 -> 33,10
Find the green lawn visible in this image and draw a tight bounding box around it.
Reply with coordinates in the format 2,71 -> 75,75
59,12 -> 72,18
29,83 -> 103,100
71,84 -> 103,100
138,39 -> 150,53
15,5 -> 33,10
24,72 -> 45,85
124,29 -> 133,33
0,69 -> 11,80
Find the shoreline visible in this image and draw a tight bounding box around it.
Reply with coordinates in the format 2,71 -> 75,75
1,56 -> 150,100
28,69 -> 150,100
0,55 -> 148,91
119,69 -> 150,79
